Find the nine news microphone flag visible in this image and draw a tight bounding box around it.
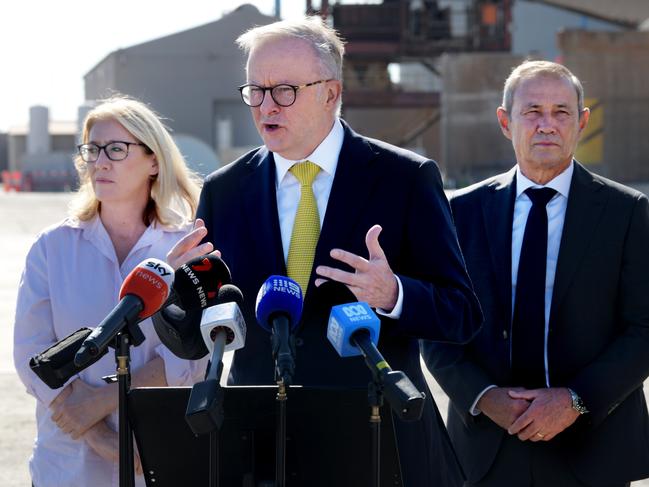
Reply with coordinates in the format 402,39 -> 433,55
74,258 -> 174,368
255,276 -> 303,384
152,254 -> 232,360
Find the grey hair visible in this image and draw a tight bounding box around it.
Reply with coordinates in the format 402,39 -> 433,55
502,60 -> 585,114
236,16 -> 346,82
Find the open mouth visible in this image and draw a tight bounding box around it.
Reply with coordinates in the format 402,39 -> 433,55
264,123 -> 281,132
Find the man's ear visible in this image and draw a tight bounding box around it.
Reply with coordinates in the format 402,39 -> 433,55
578,107 -> 590,133
496,106 -> 512,140
325,80 -> 342,110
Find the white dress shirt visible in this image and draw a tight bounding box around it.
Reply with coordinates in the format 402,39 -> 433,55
273,118 -> 403,317
13,215 -> 208,487
470,162 -> 573,414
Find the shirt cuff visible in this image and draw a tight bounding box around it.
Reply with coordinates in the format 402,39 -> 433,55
375,275 -> 403,319
155,343 -> 208,386
470,384 -> 498,416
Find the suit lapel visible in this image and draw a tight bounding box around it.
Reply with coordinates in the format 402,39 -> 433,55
310,123 -> 380,297
550,162 -> 607,318
240,148 -> 286,279
483,168 -> 517,321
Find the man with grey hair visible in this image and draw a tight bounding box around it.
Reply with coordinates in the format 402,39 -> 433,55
424,60 -> 649,486
168,15 -> 482,487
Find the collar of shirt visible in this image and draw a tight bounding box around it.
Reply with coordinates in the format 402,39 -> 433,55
73,214 -> 183,269
273,118 -> 344,187
515,160 -> 574,200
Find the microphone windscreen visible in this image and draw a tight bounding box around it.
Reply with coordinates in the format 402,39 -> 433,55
327,301 -> 381,358
215,284 -> 244,307
119,258 -> 174,319
152,305 -> 208,360
255,275 -> 303,332
173,254 -> 232,310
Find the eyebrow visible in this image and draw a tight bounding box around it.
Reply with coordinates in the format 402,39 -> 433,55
522,102 -> 572,110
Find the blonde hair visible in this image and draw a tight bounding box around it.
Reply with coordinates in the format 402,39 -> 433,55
502,60 -> 585,114
70,96 -> 201,227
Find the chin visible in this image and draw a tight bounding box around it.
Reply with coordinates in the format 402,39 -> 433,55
263,140 -> 288,156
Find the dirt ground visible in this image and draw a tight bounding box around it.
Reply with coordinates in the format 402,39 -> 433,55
1,191 -> 647,486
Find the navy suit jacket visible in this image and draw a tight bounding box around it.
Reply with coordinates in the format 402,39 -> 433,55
196,121 -> 482,487
424,162 -> 649,485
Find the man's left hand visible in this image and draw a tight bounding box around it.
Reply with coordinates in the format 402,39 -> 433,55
315,225 -> 398,311
506,388 -> 580,442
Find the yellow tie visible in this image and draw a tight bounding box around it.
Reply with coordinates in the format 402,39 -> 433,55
287,161 -> 321,294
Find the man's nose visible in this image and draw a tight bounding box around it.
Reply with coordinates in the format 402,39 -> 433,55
259,90 -> 280,115
537,114 -> 557,133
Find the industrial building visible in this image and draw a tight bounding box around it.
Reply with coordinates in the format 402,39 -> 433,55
2,1 -> 648,191
84,4 -> 276,175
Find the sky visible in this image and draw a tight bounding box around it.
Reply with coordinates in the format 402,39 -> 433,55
0,0 -> 311,132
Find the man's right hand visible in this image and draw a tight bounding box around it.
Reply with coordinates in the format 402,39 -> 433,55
166,218 -> 218,270
477,387 -> 531,430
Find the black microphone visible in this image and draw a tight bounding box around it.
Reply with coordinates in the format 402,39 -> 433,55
185,285 -> 245,436
255,276 -> 304,385
74,259 -> 174,368
319,280 -> 426,421
152,254 -> 232,360
169,254 -> 232,310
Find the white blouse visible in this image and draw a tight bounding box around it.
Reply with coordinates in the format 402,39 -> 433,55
13,215 -> 207,487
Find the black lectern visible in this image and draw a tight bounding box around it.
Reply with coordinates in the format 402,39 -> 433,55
128,386 -> 403,487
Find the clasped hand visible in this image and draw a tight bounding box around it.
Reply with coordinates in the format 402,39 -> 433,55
478,387 -> 580,442
50,379 -> 114,439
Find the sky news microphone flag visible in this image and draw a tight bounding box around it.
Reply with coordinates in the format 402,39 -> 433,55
74,258 -> 174,367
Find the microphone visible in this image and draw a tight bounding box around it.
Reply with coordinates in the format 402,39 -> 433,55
199,285 -> 246,356
320,281 -> 425,421
74,258 -> 174,368
152,254 -> 232,360
185,284 -> 245,436
255,276 -> 303,385
169,254 -> 231,310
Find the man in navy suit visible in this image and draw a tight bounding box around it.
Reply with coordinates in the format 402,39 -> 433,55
169,15 -> 481,487
424,61 -> 649,486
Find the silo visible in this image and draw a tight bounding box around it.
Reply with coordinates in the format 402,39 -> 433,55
27,105 -> 50,155
77,102 -> 95,141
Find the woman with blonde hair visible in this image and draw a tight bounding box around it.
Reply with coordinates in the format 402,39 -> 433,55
14,96 -> 207,487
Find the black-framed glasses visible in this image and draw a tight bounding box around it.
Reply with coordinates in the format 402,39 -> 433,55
238,79 -> 333,107
77,141 -> 147,163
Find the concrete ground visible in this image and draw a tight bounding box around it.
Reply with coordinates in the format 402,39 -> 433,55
1,191 -> 647,486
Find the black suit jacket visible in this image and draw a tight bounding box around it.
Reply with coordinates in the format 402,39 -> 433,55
196,121 -> 482,487
424,162 -> 649,485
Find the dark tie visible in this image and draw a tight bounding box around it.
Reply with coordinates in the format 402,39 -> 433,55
511,187 -> 557,388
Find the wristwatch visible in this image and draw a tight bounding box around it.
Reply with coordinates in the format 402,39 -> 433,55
568,388 -> 589,415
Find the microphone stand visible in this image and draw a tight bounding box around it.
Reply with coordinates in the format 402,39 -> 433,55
103,321 -> 145,487
184,329 -> 227,487
207,335 -> 226,487
367,381 -> 383,487
116,331 -> 135,487
271,316 -> 295,487
276,378 -> 288,487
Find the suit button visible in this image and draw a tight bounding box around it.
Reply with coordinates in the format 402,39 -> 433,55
503,330 -> 508,340
295,338 -> 304,347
